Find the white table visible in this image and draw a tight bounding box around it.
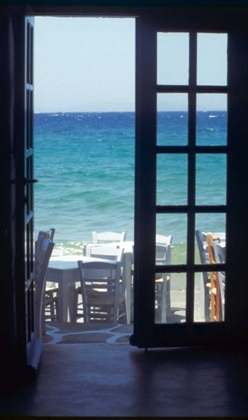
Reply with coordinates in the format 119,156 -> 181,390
47,255 -> 115,323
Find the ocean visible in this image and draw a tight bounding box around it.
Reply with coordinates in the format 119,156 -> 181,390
34,111 -> 227,263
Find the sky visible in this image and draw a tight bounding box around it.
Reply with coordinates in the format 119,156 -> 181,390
34,17 -> 227,112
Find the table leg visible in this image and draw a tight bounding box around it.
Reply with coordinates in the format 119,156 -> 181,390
123,252 -> 132,324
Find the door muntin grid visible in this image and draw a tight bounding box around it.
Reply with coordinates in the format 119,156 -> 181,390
155,31 -> 227,324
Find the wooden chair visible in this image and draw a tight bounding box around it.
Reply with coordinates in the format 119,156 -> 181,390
34,236 -> 54,340
73,247 -> 124,322
212,241 -> 225,321
92,231 -> 126,244
206,233 -> 222,322
77,260 -> 124,323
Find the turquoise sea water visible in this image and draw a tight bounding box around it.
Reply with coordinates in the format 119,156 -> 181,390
34,111 -> 227,259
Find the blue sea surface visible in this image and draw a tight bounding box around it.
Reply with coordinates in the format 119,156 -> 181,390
34,111 -> 227,250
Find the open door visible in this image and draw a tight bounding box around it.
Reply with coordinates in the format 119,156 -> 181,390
16,10 -> 39,374
131,9 -> 248,349
16,8 -> 39,375
22,12 -> 40,372
0,6 -> 39,385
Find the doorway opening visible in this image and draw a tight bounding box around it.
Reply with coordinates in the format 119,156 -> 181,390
34,16 -> 228,346
34,17 -> 135,343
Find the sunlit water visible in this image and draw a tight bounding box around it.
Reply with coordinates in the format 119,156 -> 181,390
34,110 -> 226,289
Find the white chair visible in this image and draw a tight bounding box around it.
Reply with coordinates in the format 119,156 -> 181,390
86,245 -> 123,262
195,230 -> 211,321
92,231 -> 126,244
35,229 -> 59,328
156,234 -> 173,245
34,236 -> 54,340
155,240 -> 173,323
77,260 -> 125,324
73,246 -> 124,322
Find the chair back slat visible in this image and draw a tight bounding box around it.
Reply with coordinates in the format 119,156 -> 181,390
88,245 -> 123,263
156,234 -> 173,246
92,231 -> 126,244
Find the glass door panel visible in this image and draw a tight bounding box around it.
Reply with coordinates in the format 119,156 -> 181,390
197,33 -> 227,86
196,94 -> 227,146
156,213 -> 187,265
157,94 -> 188,146
156,154 -> 188,205
157,32 -> 189,85
194,269 -> 225,324
196,154 -> 227,205
132,14 -> 229,349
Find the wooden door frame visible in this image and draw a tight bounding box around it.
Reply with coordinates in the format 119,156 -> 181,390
2,3 -> 248,390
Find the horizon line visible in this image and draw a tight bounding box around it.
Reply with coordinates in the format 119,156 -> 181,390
34,110 -> 227,114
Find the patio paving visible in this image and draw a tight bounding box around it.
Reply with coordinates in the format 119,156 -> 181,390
43,290 -> 205,344
43,322 -> 133,344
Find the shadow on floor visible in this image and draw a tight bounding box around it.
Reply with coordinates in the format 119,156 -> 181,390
1,342 -> 248,416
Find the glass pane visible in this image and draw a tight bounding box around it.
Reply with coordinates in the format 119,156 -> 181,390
194,271 -> 207,322
157,94 -> 188,146
194,271 -> 225,322
157,32 -> 189,85
195,213 -> 226,265
155,273 -> 186,324
196,94 -> 227,146
157,154 -> 187,205
197,33 -> 227,86
196,154 -> 226,205
156,214 -> 187,264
